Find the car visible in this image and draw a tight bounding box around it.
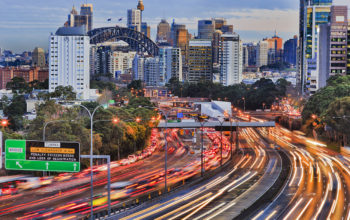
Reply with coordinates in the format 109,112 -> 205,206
0,184 -> 18,196
128,155 -> 137,163
40,176 -> 54,186
119,159 -> 130,166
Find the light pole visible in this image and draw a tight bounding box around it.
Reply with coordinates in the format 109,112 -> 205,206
76,104 -> 105,220
197,117 -> 208,176
218,117 -> 225,167
142,106 -> 171,193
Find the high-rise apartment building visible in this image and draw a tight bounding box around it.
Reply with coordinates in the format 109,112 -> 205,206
127,9 -> 141,32
329,6 -> 348,76
242,45 -> 249,68
132,55 -> 145,81
66,4 -> 93,32
159,47 -> 183,84
109,51 -> 136,78
144,57 -> 160,86
198,20 -> 215,40
284,36 -> 298,66
219,34 -> 242,86
157,19 -> 171,43
49,27 -> 90,100
188,40 -> 212,83
212,30 -> 222,64
32,47 -> 46,67
256,41 -> 268,67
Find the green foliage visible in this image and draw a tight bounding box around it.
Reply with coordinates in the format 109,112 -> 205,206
6,77 -> 32,94
50,86 -> 76,100
127,80 -> 143,91
90,80 -> 117,93
4,95 -> 27,130
302,75 -> 350,122
166,77 -> 289,110
323,97 -> 350,136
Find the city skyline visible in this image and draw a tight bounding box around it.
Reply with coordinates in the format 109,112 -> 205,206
1,0 -> 349,53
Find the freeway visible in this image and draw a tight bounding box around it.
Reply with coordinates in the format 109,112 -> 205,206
113,127 -> 282,220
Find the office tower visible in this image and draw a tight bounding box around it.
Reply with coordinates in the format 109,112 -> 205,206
348,19 -> 350,75
137,0 -> 144,12
198,20 -> 215,40
299,0 -> 332,94
32,47 -> 46,67
213,18 -> 227,30
212,30 -> 222,64
0,48 -> 3,57
188,40 -> 212,83
219,34 -> 242,86
49,26 -> 90,100
284,36 -> 298,66
256,41 -> 268,67
141,22 -> 151,38
242,45 -> 249,68
246,43 -> 257,66
318,23 -> 330,91
144,57 -> 160,86
80,4 -> 93,32
157,19 -> 171,43
171,22 -> 190,64
159,47 -> 183,84
109,51 -> 136,78
264,34 -> 283,65
132,55 -> 145,81
66,4 -> 93,32
329,6 -> 348,76
127,9 -> 141,32
221,25 -> 234,34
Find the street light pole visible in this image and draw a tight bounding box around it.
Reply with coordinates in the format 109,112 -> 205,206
77,104 -> 105,220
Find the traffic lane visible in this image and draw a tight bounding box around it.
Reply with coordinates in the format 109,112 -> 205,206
7,145 -> 200,220
117,139 -> 250,220
0,150 -> 177,219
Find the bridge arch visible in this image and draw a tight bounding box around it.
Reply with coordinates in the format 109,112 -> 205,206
88,26 -> 159,56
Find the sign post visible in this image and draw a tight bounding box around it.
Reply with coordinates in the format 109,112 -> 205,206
5,140 -> 80,172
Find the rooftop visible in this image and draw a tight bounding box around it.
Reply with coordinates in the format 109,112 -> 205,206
55,26 -> 87,36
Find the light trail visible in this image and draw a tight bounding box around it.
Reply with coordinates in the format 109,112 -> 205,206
296,198 -> 313,220
283,198 -> 304,220
313,183 -> 330,220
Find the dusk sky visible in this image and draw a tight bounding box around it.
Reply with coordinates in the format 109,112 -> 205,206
0,0 -> 349,53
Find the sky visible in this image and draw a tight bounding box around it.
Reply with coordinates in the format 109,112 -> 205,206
0,0 -> 349,53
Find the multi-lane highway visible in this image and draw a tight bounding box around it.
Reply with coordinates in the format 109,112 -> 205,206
1,112 -> 350,220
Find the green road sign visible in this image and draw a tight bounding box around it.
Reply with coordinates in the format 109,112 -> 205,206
5,140 -> 80,172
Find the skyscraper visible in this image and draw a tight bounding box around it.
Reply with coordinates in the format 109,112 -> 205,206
141,22 -> 151,38
171,22 -> 190,64
329,6 -> 348,76
256,41 -> 268,67
299,0 -> 332,94
213,18 -> 227,30
157,19 -> 171,43
127,9 -> 142,32
49,26 -> 90,99
133,55 -> 145,81
188,40 -> 212,83
66,4 -> 93,32
219,34 -> 242,86
284,36 -> 298,66
32,47 -> 46,67
159,47 -> 183,84
198,20 -> 215,40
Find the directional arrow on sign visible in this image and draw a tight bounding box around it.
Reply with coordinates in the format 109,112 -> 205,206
16,161 -> 22,168
46,162 -> 49,170
74,163 -> 77,171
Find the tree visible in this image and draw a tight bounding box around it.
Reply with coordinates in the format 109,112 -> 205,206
50,86 -> 76,100
6,77 -> 31,94
4,95 -> 27,130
